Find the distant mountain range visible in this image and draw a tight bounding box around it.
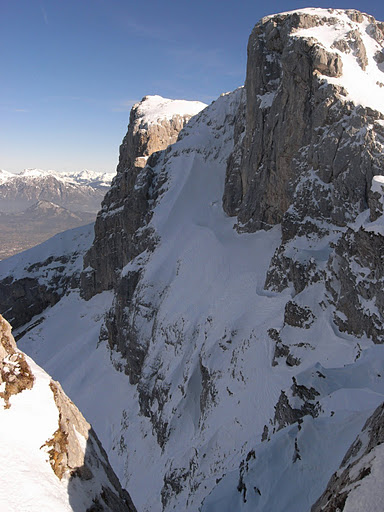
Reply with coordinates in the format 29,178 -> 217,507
0,168 -> 113,213
0,168 -> 114,259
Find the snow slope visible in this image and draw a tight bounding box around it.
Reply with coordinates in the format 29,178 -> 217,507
0,351 -> 72,512
202,346 -> 384,511
0,223 -> 93,284
11,85 -> 384,511
0,169 -> 13,185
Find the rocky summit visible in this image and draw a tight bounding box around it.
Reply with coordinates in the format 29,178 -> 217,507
1,7 -> 384,512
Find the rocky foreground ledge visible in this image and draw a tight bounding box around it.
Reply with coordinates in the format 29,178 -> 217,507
0,314 -> 136,512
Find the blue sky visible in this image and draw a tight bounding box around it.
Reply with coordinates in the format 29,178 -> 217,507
2,0 -> 384,173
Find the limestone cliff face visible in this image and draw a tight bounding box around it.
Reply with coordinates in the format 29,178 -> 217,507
224,10 -> 384,234
222,9 -> 384,334
224,11 -> 342,230
0,314 -> 136,512
81,96 -> 206,299
80,96 -> 206,386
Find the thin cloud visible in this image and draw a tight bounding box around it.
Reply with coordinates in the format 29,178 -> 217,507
223,68 -> 246,78
112,99 -> 138,112
14,109 -> 29,113
40,3 -> 48,25
123,18 -> 176,44
46,96 -> 84,101
167,46 -> 227,71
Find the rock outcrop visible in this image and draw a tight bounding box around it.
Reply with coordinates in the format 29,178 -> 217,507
0,314 -> 136,512
312,402 -> 384,512
0,314 -> 34,408
0,224 -> 93,330
326,174 -> 384,343
0,264 -> 73,331
327,226 -> 384,343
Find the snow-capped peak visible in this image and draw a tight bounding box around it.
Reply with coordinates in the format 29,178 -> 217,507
0,169 -> 14,185
134,95 -> 207,128
266,7 -> 367,19
30,199 -> 62,209
0,168 -> 114,187
19,168 -> 54,178
284,8 -> 384,114
58,169 -> 114,187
